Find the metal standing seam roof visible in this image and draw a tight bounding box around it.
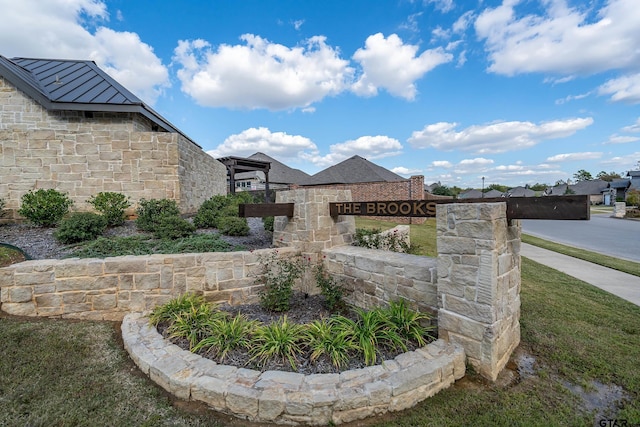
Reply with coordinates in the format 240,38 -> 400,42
0,55 -> 198,146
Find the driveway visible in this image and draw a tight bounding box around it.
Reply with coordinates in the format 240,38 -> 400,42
520,213 -> 640,262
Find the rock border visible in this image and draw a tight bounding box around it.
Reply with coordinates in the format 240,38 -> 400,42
122,312 -> 466,425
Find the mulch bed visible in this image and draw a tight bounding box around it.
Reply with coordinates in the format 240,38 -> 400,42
158,292 -> 432,375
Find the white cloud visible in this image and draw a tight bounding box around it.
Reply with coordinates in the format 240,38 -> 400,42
351,33 -> 453,100
207,127 -> 319,161
431,160 -> 453,168
598,73 -> 640,104
292,20 -> 305,30
173,35 -> 354,111
453,157 -> 494,174
475,0 -> 640,77
400,12 -> 423,34
408,118 -> 593,154
425,0 -> 454,13
601,151 -> 640,169
453,11 -> 475,33
546,152 -> 603,162
604,135 -> 640,144
459,158 -> 494,166
391,166 -> 422,176
621,118 -> 640,133
0,0 -> 169,105
555,91 -> 592,105
304,135 -> 403,167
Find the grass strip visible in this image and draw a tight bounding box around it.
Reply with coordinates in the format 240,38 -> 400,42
522,233 -> 640,278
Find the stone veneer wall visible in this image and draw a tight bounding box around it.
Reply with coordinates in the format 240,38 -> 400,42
323,246 -> 438,315
0,247 -> 297,320
0,76 -> 226,219
436,202 -> 521,381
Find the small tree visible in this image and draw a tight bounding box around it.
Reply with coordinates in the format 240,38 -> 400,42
573,169 -> 593,182
431,185 -> 453,196
596,171 -> 622,182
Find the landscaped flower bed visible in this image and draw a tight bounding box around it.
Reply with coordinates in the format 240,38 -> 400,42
150,292 -> 436,375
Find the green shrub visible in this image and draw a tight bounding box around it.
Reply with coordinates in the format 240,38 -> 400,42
627,189 -> 640,207
149,293 -> 208,326
250,316 -> 308,370
335,308 -> 405,366
263,216 -> 274,232
257,251 -> 304,312
152,215 -> 196,240
18,189 -> 73,227
87,192 -> 130,226
53,212 -> 108,244
193,209 -> 219,228
307,319 -> 357,369
193,196 -> 229,228
314,263 -> 346,312
217,216 -> 249,236
193,194 -> 247,229
383,299 -> 435,347
193,313 -> 259,362
165,300 -> 225,350
353,227 -> 411,253
135,198 -> 181,232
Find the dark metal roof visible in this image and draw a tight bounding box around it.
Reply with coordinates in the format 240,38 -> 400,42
0,55 -> 197,145
301,155 -> 405,186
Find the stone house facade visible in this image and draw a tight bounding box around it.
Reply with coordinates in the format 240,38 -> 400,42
0,56 -> 226,220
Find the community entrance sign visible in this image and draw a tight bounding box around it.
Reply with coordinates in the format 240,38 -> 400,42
240,195 -> 590,221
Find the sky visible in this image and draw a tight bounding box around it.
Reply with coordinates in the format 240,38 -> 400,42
1,0 -> 639,189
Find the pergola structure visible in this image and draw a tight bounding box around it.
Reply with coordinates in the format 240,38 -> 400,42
218,156 -> 272,202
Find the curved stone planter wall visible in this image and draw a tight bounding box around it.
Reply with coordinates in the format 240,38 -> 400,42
122,313 -> 466,426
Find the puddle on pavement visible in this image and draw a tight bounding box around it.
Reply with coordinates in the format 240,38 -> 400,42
562,380 -> 629,420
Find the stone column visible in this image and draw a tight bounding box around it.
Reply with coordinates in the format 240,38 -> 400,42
272,188 -> 356,257
436,202 -> 521,381
613,201 -> 626,218
272,189 -> 356,295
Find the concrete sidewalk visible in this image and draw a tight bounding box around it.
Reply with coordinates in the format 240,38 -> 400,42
521,243 -> 640,307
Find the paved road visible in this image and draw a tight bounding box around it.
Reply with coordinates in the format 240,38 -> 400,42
521,214 -> 640,262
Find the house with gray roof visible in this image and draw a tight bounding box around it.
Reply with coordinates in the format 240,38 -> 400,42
301,155 -> 405,186
506,186 -> 535,197
229,152 -> 310,191
0,55 -> 226,219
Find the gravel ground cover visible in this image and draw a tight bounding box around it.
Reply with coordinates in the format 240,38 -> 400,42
0,217 -> 273,260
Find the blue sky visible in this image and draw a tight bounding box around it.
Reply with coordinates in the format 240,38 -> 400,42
1,0 -> 639,189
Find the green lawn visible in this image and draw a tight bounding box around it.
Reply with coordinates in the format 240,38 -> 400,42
0,218 -> 638,425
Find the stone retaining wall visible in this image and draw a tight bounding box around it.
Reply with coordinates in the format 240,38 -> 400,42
0,247 -> 297,320
323,245 -> 438,315
122,312 -> 465,426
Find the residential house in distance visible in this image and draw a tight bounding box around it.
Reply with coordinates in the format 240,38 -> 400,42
0,55 -> 226,220
227,152 -> 310,192
300,155 -> 425,223
484,189 -> 505,198
505,186 -> 535,198
458,189 -> 484,199
627,170 -> 640,190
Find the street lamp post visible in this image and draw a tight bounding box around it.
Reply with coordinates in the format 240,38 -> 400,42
482,176 -> 485,198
